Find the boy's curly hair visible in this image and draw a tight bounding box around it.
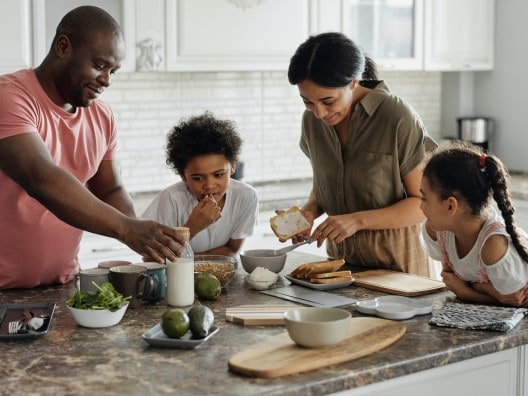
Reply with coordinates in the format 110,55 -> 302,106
166,112 -> 242,176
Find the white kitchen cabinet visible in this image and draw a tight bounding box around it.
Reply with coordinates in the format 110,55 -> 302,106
165,0 -> 314,71
523,345 -> 528,396
32,0 -> 136,71
424,0 -> 495,71
342,0 -> 424,71
0,0 -> 33,74
331,347 -> 520,396
316,0 -> 494,72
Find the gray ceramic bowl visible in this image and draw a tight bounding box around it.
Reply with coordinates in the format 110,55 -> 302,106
239,249 -> 287,274
284,307 -> 351,348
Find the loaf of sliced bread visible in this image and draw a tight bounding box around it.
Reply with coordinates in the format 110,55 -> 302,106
310,270 -> 352,279
309,275 -> 354,284
289,259 -> 345,279
270,206 -> 311,242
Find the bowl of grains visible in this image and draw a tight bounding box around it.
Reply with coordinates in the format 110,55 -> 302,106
194,255 -> 238,288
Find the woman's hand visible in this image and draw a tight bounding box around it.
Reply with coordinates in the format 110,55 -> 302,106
310,213 -> 361,247
274,208 -> 315,244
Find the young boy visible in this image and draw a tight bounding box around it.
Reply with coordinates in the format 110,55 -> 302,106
142,112 -> 258,256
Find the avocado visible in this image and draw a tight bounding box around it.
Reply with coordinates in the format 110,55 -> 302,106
188,305 -> 214,338
195,273 -> 221,300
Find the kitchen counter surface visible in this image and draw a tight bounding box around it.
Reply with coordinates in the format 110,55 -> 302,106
2,252 -> 528,395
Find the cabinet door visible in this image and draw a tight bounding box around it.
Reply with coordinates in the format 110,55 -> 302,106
0,0 -> 32,74
424,0 -> 494,71
342,0 -> 424,71
165,0 -> 312,71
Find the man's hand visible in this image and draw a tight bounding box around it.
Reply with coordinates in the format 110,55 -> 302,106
121,218 -> 186,263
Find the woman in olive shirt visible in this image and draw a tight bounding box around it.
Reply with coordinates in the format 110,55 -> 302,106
287,32 -> 436,276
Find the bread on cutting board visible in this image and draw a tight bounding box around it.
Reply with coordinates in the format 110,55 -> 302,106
270,206 -> 311,242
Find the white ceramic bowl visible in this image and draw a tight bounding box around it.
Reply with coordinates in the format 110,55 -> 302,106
68,304 -> 129,328
239,249 -> 287,274
284,307 -> 351,348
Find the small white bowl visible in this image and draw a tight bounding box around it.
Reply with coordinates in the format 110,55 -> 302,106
284,308 -> 351,348
68,304 -> 129,328
239,249 -> 287,274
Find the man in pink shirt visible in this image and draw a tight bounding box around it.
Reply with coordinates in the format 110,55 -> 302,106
0,6 -> 184,289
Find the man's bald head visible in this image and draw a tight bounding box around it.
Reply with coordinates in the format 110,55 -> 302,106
52,5 -> 123,49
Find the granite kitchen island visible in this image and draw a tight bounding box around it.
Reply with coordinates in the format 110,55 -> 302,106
1,252 -> 527,396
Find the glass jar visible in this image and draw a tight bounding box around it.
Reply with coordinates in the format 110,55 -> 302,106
166,227 -> 194,306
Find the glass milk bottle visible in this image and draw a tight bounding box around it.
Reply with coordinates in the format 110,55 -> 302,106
166,227 -> 194,306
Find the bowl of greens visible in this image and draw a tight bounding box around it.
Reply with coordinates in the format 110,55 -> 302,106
66,282 -> 131,328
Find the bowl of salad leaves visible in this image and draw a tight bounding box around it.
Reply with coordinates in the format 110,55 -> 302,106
66,282 -> 131,328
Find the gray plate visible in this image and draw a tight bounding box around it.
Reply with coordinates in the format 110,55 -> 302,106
142,323 -> 219,349
0,302 -> 55,340
285,275 -> 354,290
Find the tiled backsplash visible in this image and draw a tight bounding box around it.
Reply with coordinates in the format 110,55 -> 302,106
103,71 -> 442,195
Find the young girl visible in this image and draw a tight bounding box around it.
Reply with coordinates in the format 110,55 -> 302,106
142,112 -> 258,256
420,142 -> 528,307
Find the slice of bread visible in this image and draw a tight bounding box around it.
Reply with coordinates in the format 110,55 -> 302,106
310,270 -> 352,279
309,275 -> 354,284
270,206 -> 311,242
289,259 -> 345,279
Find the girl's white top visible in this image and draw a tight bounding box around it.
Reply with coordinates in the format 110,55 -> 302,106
420,207 -> 528,294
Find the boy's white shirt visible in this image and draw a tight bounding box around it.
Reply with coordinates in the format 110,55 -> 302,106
142,179 -> 259,253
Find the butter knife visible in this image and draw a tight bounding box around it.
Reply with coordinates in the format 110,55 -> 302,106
0,307 -> 7,327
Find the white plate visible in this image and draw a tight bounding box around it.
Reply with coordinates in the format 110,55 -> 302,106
355,296 -> 433,320
285,275 -> 354,291
142,323 -> 219,349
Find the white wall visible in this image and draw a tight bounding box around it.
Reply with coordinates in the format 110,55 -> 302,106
472,0 -> 528,172
104,70 -> 442,194
442,0 -> 528,173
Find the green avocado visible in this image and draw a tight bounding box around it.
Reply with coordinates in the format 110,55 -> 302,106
195,273 -> 221,300
188,305 -> 214,338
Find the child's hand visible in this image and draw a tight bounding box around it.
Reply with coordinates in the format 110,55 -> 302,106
441,270 -> 470,295
186,195 -> 222,235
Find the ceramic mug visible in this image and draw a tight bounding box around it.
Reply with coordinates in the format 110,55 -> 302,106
132,262 -> 167,302
97,260 -> 132,270
77,268 -> 110,292
109,265 -> 154,308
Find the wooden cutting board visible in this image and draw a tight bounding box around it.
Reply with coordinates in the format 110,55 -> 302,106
353,269 -> 446,296
226,304 -> 303,325
228,317 -> 406,378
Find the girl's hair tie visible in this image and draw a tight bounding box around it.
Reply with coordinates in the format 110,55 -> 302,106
479,153 -> 487,172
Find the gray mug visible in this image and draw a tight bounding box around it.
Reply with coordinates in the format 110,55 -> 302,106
109,265 -> 154,308
133,262 -> 167,302
77,268 -> 110,293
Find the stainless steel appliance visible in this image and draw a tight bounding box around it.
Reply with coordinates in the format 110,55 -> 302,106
457,117 -> 493,151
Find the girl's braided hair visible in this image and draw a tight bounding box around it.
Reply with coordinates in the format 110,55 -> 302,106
423,141 -> 528,263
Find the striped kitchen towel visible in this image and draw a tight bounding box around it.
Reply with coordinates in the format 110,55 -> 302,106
429,302 -> 527,332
